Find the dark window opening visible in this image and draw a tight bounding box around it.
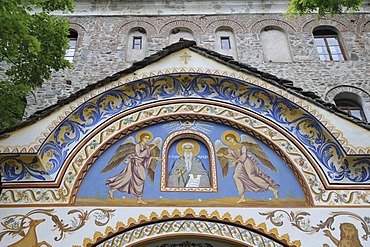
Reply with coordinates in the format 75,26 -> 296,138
65,30 -> 78,63
335,99 -> 367,121
133,36 -> 142,49
220,37 -> 231,49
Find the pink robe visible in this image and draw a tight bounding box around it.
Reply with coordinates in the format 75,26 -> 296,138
228,145 -> 279,195
106,143 -> 154,197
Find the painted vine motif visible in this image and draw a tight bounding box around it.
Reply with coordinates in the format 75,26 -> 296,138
0,208 -> 115,246
1,73 -> 368,184
0,105 -> 368,206
260,210 -> 370,246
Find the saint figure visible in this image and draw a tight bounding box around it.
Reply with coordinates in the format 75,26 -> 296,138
168,140 -> 210,187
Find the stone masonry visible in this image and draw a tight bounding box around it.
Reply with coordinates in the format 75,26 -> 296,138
3,0 -> 369,119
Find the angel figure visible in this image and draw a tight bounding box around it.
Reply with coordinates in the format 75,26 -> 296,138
100,130 -> 161,204
216,130 -> 279,203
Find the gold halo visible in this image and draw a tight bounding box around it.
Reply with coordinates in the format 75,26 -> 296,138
222,130 -> 239,145
176,139 -> 200,156
136,130 -> 153,142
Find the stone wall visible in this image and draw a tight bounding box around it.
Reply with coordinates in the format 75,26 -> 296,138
11,1 -> 370,119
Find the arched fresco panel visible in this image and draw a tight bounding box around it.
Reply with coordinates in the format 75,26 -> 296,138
1,73 -> 369,207
77,121 -> 306,207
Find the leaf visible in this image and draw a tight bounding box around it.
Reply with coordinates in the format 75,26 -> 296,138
0,0 -> 74,131
285,0 -> 364,18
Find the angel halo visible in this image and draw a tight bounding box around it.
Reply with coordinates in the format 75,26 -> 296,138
221,130 -> 240,145
136,130 -> 153,142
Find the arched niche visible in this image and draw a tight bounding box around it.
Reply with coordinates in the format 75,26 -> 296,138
215,26 -> 238,59
126,27 -> 147,62
169,27 -> 195,44
260,26 -> 293,62
160,129 -> 218,192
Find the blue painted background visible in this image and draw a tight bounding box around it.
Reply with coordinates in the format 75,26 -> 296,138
78,121 -> 305,201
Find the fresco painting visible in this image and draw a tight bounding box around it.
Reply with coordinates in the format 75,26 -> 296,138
77,120 -> 306,206
0,208 -> 115,247
216,130 -> 280,203
100,131 -> 162,204
167,139 -> 211,188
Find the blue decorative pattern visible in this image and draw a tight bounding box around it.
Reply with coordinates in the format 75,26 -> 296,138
1,73 -> 368,183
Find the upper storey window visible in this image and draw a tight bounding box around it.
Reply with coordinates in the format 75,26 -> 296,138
313,29 -> 346,61
133,36 -> 142,49
335,98 -> 367,121
215,27 -> 237,59
65,30 -> 78,63
126,27 -> 147,62
220,37 -> 231,49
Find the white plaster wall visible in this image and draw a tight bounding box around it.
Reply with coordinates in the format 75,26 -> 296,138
0,207 -> 369,247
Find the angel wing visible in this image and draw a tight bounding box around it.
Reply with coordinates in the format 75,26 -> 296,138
215,139 -> 230,178
241,135 -> 278,173
147,137 -> 162,183
100,137 -> 136,173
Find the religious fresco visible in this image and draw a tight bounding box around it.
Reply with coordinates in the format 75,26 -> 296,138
166,139 -> 211,189
100,131 -> 162,204
216,130 -> 280,203
0,208 -> 114,247
76,120 -> 306,207
0,49 -> 369,247
1,207 -> 369,247
2,72 -> 368,187
1,72 -> 369,207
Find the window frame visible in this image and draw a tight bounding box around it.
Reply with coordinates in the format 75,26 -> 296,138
313,30 -> 347,61
132,36 -> 143,50
220,36 -> 231,50
335,99 -> 367,121
65,30 -> 78,63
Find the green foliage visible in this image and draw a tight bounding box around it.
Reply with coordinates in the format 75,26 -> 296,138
0,0 -> 74,131
286,0 -> 364,18
0,82 -> 29,130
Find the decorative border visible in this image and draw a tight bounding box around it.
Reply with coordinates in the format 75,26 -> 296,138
0,102 -> 317,205
261,209 -> 370,242
2,102 -> 370,206
0,208 -> 115,245
82,208 -> 300,247
1,73 -> 368,185
0,68 -> 364,156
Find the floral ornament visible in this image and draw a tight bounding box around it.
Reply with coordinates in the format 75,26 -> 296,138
260,210 -> 370,241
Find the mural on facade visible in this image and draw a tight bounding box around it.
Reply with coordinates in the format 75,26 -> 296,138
167,139 -> 211,188
0,208 -> 114,247
100,131 -> 162,205
216,130 -> 279,203
261,210 -> 370,247
323,223 -> 363,247
77,121 -> 306,207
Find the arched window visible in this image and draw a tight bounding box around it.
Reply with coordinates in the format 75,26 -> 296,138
334,94 -> 367,121
126,27 -> 147,62
215,27 -> 237,59
260,26 -> 292,62
65,30 -> 78,63
169,28 -> 194,44
313,27 -> 347,61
